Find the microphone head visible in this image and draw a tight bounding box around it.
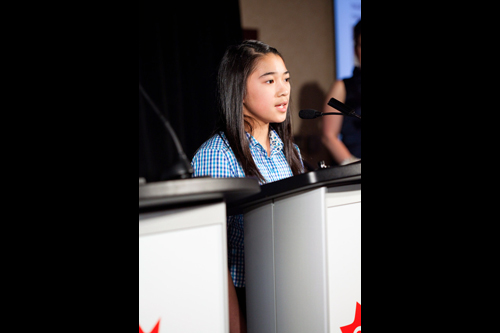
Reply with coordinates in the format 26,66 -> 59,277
327,98 -> 355,116
299,109 -> 321,119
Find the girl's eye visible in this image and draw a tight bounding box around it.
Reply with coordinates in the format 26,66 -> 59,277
285,77 -> 290,82
266,79 -> 274,84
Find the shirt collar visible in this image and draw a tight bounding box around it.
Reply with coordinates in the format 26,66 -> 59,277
246,128 -> 284,155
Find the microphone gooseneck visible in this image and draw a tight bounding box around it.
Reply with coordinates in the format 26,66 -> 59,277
299,98 -> 361,120
299,109 -> 344,119
139,83 -> 193,180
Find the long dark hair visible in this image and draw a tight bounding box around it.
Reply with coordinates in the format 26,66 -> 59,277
215,40 -> 303,182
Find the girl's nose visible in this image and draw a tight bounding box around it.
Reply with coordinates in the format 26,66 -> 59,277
278,83 -> 290,97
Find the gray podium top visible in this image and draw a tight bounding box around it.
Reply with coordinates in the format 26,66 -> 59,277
139,177 -> 261,210
227,161 -> 361,215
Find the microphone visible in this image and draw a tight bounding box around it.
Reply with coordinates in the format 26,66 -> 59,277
299,109 -> 323,119
327,97 -> 361,119
139,83 -> 193,180
299,98 -> 361,120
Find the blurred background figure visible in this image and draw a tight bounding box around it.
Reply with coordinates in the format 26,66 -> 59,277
322,20 -> 361,166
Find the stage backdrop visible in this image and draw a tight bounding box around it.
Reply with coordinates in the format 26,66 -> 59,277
139,2 -> 243,182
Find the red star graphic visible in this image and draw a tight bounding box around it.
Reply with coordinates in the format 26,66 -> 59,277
139,319 -> 160,333
340,302 -> 361,333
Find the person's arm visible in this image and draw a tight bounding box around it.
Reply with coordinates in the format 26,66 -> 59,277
321,80 -> 355,165
228,269 -> 246,333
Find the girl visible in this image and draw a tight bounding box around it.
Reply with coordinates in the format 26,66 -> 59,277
191,40 -> 304,332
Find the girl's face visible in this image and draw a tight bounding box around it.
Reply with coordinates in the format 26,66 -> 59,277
243,53 -> 290,128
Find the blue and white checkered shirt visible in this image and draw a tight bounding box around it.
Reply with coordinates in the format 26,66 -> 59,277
191,129 -> 303,287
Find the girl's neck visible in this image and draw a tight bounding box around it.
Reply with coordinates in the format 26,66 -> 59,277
247,122 -> 271,157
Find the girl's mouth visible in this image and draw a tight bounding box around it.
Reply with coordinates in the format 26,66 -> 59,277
276,103 -> 288,112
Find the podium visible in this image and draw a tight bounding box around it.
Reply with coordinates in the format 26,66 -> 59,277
139,177 -> 260,333
230,162 -> 361,333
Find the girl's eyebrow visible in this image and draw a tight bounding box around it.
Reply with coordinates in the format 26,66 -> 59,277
259,70 -> 290,78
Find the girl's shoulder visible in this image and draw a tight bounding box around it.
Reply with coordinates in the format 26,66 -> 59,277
191,132 -> 243,178
197,132 -> 231,152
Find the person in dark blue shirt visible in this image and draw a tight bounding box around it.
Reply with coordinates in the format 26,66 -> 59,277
322,20 -> 361,165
